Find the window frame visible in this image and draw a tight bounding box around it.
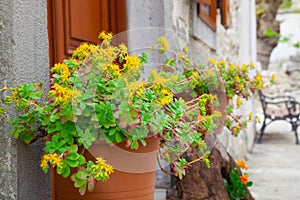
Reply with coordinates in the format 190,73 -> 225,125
195,0 -> 230,31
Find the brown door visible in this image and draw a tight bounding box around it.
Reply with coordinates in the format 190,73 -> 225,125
47,0 -> 127,67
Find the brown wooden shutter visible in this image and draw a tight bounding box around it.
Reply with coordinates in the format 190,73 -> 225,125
221,0 -> 230,29
195,0 -> 217,31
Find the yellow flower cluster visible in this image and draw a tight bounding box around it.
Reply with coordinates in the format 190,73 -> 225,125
98,31 -> 113,41
52,62 -> 68,72
124,55 -> 141,72
108,63 -> 121,78
150,70 -> 168,85
157,36 -> 169,52
248,112 -> 253,120
255,74 -> 263,89
89,157 -> 114,181
159,88 -> 173,106
126,81 -> 145,98
236,98 -> 243,108
232,124 -> 241,135
208,58 -> 218,66
219,60 -> 226,66
40,153 -> 63,172
51,63 -> 71,83
49,83 -> 81,105
11,90 -> 19,101
72,42 -> 97,61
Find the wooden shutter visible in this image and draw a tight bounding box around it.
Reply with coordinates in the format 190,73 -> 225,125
47,0 -> 127,67
221,0 -> 230,29
195,0 -> 230,30
195,0 -> 217,31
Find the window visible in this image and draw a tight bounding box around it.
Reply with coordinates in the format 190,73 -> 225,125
195,0 -> 230,31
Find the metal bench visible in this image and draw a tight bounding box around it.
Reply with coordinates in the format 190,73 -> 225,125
257,90 -> 299,144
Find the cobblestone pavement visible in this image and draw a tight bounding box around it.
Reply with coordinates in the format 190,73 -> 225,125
247,121 -> 300,200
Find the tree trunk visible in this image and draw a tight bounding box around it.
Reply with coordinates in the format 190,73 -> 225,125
256,0 -> 284,69
167,138 -> 254,200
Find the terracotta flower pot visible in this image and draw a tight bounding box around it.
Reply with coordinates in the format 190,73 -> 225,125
53,137 -> 160,200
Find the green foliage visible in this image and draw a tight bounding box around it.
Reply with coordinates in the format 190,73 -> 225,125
280,0 -> 292,9
256,8 -> 265,16
264,27 -> 300,50
225,168 -> 253,200
264,27 -> 280,38
0,32 -> 266,196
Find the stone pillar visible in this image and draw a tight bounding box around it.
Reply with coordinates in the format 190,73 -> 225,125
0,0 -> 51,199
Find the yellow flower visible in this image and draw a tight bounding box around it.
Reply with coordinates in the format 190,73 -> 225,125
255,116 -> 260,123
208,58 -> 218,66
157,36 -> 169,52
255,74 -> 262,81
161,88 -> 173,97
159,96 -> 173,106
171,74 -> 179,81
126,81 -> 144,97
52,63 -> 68,72
219,60 -> 226,66
183,46 -> 188,54
99,31 -> 113,40
229,63 -> 236,70
118,43 -> 128,55
213,110 -> 222,117
234,75 -> 240,82
54,96 -> 63,105
271,73 -> 276,82
52,83 -> 62,92
109,63 -> 121,78
90,157 -> 114,181
11,91 -> 19,101
40,153 -> 63,172
61,68 -> 70,82
48,90 -> 56,97
248,112 -> 253,120
40,158 -> 49,172
232,124 -> 241,135
96,157 -> 107,165
105,165 -> 114,174
72,42 -> 96,61
124,55 -> 141,72
236,98 -> 243,108
249,61 -> 255,69
150,70 -> 167,85
239,83 -> 244,90
206,70 -> 214,77
242,64 -> 248,71
72,89 -> 82,101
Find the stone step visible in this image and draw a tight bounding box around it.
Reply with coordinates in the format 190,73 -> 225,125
154,188 -> 167,200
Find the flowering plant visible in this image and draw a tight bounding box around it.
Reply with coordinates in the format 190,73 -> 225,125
224,160 -> 253,200
0,32 -> 264,195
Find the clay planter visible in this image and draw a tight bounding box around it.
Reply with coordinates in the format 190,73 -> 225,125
53,137 -> 160,200
212,91 -> 230,135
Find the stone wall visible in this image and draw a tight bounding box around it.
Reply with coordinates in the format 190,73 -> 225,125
0,0 -> 51,199
0,0 -> 257,198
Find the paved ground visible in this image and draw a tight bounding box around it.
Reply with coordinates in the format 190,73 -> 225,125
247,120 -> 300,200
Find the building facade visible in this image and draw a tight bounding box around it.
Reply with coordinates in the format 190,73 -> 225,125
0,0 -> 256,199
